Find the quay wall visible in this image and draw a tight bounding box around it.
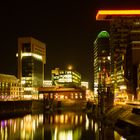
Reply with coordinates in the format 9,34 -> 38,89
52,100 -> 88,110
0,100 -> 44,115
104,105 -> 140,138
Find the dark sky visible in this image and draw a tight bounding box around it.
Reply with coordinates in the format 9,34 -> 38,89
0,0 -> 140,86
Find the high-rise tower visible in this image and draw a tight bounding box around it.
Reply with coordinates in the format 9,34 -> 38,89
93,31 -> 111,94
17,37 -> 46,92
96,10 -> 140,98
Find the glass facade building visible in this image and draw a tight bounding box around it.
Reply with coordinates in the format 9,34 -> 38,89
17,37 -> 46,92
93,31 -> 111,94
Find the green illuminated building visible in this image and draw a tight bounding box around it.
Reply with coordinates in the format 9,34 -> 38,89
93,31 -> 111,94
96,10 -> 140,99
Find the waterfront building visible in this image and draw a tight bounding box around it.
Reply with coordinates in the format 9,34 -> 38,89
0,74 -> 22,100
17,37 -> 46,94
51,68 -> 81,87
96,10 -> 140,99
39,86 -> 86,101
93,31 -> 111,95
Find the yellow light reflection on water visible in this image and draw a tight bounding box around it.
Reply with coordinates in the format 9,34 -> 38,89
60,115 -> 64,124
75,115 -> 78,125
0,112 -> 126,140
65,115 -> 68,124
54,129 -> 78,140
85,115 -> 89,130
0,114 -> 45,140
80,115 -> 83,124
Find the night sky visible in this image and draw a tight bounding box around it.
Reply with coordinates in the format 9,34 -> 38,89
0,0 -> 140,87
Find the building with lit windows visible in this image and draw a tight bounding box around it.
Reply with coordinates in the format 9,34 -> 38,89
43,80 -> 52,87
51,68 -> 81,87
17,37 -> 46,93
81,81 -> 89,89
0,74 -> 22,100
93,31 -> 111,94
96,10 -> 140,99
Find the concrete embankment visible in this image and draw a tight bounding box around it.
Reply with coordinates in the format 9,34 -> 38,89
0,100 -> 44,119
104,105 -> 140,138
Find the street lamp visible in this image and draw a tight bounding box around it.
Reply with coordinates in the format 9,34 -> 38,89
68,65 -> 73,70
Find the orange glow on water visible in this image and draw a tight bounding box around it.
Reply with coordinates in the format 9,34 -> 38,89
96,10 -> 140,20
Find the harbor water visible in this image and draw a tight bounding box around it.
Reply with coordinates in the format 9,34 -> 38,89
0,110 -> 126,140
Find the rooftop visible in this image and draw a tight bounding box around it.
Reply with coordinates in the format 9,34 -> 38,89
0,74 -> 18,83
97,31 -> 110,38
96,10 -> 140,20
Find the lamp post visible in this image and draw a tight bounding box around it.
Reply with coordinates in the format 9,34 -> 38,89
68,65 -> 73,70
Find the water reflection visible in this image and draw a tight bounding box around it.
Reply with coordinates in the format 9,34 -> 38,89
44,112 -> 95,140
0,111 -> 126,140
0,114 -> 44,140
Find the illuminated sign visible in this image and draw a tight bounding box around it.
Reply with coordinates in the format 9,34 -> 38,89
96,10 -> 140,20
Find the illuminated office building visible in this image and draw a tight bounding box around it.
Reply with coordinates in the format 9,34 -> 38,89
96,10 -> 140,98
51,68 -> 81,87
93,31 -> 111,94
17,37 -> 46,92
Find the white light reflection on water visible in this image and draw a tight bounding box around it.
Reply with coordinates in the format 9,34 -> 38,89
95,122 -> 98,133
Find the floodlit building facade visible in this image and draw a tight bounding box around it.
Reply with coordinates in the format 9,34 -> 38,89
51,68 -> 81,87
93,31 -> 111,94
96,10 -> 140,99
0,74 -> 22,99
17,37 -> 46,93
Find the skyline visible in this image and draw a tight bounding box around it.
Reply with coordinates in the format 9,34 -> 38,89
0,1 -> 140,85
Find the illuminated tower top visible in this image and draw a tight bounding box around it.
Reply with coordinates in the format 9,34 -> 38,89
97,31 -> 110,39
18,37 -> 46,64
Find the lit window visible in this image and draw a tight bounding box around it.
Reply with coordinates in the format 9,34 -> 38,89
50,93 -> 53,99
65,96 -> 68,99
75,95 -> 78,99
71,94 -> 73,99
